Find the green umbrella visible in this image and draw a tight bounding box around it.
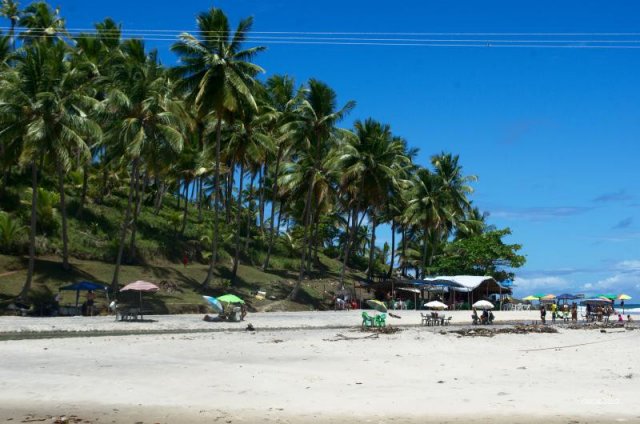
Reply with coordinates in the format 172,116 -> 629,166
598,294 -> 617,300
217,294 -> 245,304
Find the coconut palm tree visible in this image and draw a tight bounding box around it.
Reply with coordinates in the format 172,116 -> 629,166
1,0 -> 20,50
100,39 -> 184,289
0,41 -> 101,296
334,119 -> 411,284
172,7 -> 265,287
262,74 -> 301,270
280,79 -> 354,299
19,1 -> 67,45
405,168 -> 451,279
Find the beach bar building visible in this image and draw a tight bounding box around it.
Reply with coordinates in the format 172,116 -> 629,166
421,275 -> 512,308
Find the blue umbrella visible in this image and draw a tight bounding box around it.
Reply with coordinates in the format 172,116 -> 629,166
60,281 -> 109,308
203,296 -> 223,314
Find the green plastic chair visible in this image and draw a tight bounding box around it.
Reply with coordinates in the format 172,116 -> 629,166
374,313 -> 387,328
362,311 -> 375,328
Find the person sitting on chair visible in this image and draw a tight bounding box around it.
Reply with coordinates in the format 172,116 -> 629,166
488,311 -> 495,324
471,307 -> 479,325
481,309 -> 489,324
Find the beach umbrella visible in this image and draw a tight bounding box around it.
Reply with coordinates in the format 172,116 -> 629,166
60,281 -> 109,308
522,295 -> 539,301
541,294 -> 556,300
120,281 -> 159,310
424,300 -> 448,310
598,294 -> 617,300
617,294 -> 632,301
367,299 -> 388,313
217,294 -> 245,304
472,300 -> 494,310
202,296 -> 223,313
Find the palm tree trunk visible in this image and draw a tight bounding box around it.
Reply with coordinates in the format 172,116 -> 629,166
387,219 -> 396,279
176,181 -> 181,209
56,161 -> 70,271
339,207 -> 356,289
225,159 -> 234,224
153,179 -> 165,214
312,217 -> 320,264
367,213 -> 377,282
76,164 -> 89,217
19,160 -> 39,300
421,228 -> 429,281
258,164 -> 267,234
112,158 -> 138,291
262,146 -> 283,270
244,171 -> 256,252
401,225 -> 407,277
197,177 -> 203,222
128,169 -> 145,263
180,178 -> 190,235
289,178 -> 313,300
203,117 -> 223,287
231,162 -> 245,284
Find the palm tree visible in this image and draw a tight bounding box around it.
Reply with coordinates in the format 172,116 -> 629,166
405,168 -> 450,279
172,7 -> 265,287
0,0 -> 20,50
19,1 -> 67,45
282,79 -> 354,300
101,39 -> 184,289
334,119 -> 410,284
0,41 -> 101,297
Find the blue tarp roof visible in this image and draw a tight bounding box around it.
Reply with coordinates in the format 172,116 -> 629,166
60,281 -> 109,291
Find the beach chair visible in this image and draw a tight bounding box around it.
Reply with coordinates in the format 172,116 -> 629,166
444,316 -> 452,326
420,313 -> 432,326
362,312 -> 375,329
374,313 -> 387,328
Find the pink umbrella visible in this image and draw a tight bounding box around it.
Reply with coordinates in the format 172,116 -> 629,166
120,281 -> 159,292
120,281 -> 159,312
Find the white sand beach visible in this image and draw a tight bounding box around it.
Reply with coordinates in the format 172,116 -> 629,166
1,311 -> 639,423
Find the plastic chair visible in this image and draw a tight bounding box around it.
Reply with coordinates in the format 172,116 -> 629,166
374,313 -> 387,328
362,312 -> 375,329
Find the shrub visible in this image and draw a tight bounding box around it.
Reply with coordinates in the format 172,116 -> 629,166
0,211 -> 26,253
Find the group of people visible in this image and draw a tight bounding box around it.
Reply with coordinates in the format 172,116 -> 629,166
471,307 -> 494,325
540,303 -> 578,324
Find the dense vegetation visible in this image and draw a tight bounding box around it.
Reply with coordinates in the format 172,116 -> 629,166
0,1 -> 525,305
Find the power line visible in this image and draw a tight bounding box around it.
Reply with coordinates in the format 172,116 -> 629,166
7,29 -> 640,49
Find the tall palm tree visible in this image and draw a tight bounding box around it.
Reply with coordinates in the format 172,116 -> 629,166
0,0 -> 20,50
0,41 -> 101,297
19,1 -> 67,45
335,119 -> 410,284
101,39 -> 184,289
282,79 -> 354,300
172,7 -> 265,287
405,168 -> 450,279
262,74 -> 300,271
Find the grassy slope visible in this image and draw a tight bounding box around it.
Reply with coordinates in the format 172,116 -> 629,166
0,183 -> 367,314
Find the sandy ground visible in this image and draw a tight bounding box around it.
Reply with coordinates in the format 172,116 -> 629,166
0,311 -> 639,423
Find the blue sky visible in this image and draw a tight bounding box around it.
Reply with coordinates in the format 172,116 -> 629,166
54,0 -> 640,299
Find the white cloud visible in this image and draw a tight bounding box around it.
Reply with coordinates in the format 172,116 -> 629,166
513,276 -> 571,294
616,260 -> 640,272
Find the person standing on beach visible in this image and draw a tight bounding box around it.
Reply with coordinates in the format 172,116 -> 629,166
540,305 -> 546,324
550,303 -> 557,324
571,303 -> 578,322
86,290 -> 96,316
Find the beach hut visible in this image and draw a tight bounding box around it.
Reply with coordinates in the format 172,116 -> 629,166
422,276 -> 511,308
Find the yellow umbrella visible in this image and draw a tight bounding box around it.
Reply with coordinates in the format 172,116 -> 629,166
618,294 -> 632,300
522,295 -> 538,301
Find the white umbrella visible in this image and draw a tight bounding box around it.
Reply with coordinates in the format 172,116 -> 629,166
424,300 -> 448,310
472,300 -> 494,310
